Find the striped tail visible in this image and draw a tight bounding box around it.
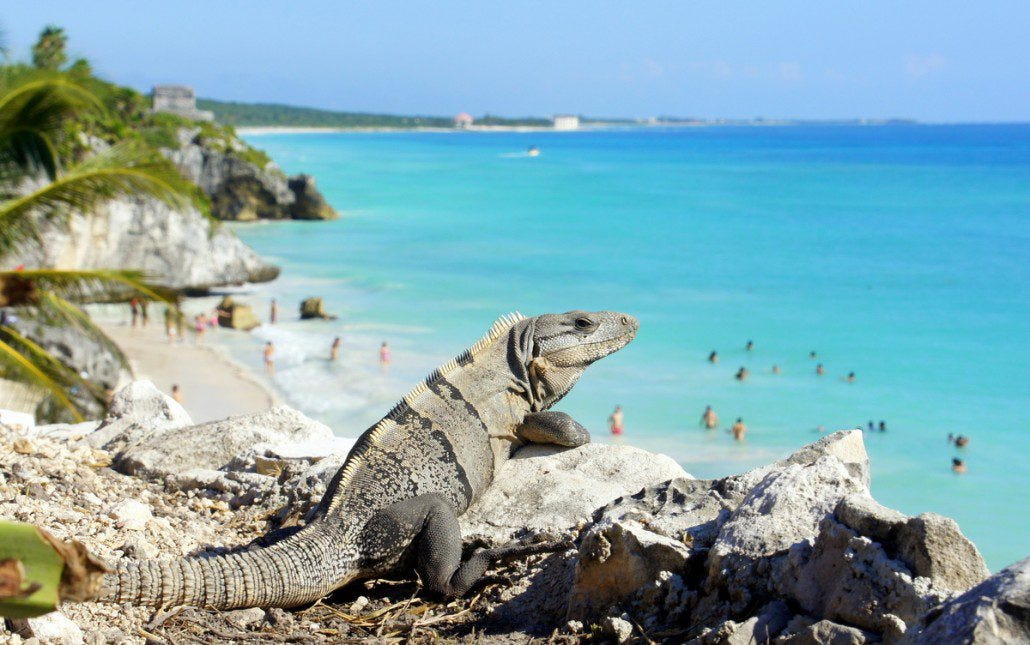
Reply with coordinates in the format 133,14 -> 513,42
99,523 -> 355,609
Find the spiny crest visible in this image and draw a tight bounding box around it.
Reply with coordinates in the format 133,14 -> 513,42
326,311 -> 527,504
399,311 -> 526,408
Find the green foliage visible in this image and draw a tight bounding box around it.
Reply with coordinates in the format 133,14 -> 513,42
0,520 -> 106,618
30,26 -> 67,71
0,521 -> 65,617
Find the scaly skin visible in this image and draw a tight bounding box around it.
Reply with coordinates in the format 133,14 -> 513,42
100,310 -> 638,608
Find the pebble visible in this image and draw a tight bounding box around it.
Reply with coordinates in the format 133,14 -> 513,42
107,499 -> 152,530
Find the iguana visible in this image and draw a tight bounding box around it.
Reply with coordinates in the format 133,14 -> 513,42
100,310 -> 638,609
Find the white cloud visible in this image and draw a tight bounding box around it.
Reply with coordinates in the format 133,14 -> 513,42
905,54 -> 946,78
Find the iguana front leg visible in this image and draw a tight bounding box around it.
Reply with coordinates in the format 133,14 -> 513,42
360,494 -> 568,597
516,411 -> 591,446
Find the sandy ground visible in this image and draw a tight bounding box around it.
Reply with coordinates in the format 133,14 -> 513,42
101,321 -> 277,424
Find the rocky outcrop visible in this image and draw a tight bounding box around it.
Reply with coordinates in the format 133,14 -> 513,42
216,295 -> 261,330
905,558 -> 1030,643
299,297 -> 336,320
16,195 -> 279,291
487,431 -> 995,642
2,384 -> 1021,644
164,128 -> 338,221
288,175 -> 337,220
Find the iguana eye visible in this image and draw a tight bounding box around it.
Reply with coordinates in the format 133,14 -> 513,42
574,317 -> 594,331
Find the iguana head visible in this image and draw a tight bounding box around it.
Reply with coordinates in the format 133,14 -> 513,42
514,310 -> 638,410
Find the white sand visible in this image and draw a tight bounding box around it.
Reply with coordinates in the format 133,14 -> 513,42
102,321 -> 278,424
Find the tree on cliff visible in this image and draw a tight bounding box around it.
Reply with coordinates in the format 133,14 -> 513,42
0,66 -> 196,420
30,26 -> 68,71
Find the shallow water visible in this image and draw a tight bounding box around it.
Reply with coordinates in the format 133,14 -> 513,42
219,125 -> 1029,570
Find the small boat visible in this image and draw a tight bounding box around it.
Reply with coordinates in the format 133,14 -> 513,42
527,145 -> 540,157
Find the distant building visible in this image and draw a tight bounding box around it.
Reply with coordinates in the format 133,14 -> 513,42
453,112 -> 474,128
552,114 -> 580,130
152,85 -> 214,121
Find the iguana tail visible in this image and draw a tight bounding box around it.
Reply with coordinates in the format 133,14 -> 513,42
98,522 -> 355,609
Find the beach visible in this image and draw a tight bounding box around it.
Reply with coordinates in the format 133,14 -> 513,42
100,317 -> 278,424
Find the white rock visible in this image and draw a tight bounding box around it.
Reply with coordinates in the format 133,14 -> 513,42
22,612 -> 84,645
462,443 -> 690,542
108,499 -> 152,530
600,616 -> 634,643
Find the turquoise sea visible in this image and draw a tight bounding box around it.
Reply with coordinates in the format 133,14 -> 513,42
219,125 -> 1027,570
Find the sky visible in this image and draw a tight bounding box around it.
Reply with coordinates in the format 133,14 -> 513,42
2,1 -> 1028,122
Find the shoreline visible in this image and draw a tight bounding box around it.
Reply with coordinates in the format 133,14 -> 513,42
101,317 -> 280,424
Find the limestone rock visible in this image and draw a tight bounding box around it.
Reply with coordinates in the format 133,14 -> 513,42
87,380 -> 193,453
773,516 -> 942,633
462,443 -> 688,543
16,195 -> 279,292
568,517 -> 692,621
216,296 -> 261,330
288,175 -> 339,220
906,558 -> 1030,644
164,130 -> 337,222
895,513 -> 990,593
299,297 -> 337,320
108,499 -> 152,530
112,406 -> 334,479
707,456 -> 866,611
783,619 -> 878,644
836,494 -> 990,595
9,612 -> 84,645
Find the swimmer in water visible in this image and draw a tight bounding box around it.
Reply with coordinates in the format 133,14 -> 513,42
701,405 -> 719,430
708,350 -> 718,364
816,363 -> 825,376
772,364 -> 781,375
745,340 -> 754,352
732,417 -> 747,441
735,366 -> 750,381
609,405 -> 624,439
952,458 -> 967,474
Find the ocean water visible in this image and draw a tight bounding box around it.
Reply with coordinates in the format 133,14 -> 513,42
215,125 -> 1027,570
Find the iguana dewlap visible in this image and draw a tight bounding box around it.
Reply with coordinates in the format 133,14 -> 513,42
100,310 -> 638,608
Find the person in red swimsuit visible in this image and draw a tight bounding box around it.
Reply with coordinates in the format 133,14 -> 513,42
609,405 -> 624,437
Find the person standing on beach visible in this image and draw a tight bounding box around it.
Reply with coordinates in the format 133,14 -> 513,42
270,299 -> 279,324
732,417 -> 747,441
264,341 -> 275,375
194,314 -> 206,345
140,299 -> 149,328
163,305 -> 175,341
379,341 -> 391,371
700,405 -> 719,430
130,297 -> 139,328
171,384 -> 183,404
609,405 -> 624,439
175,305 -> 185,341
330,336 -> 342,361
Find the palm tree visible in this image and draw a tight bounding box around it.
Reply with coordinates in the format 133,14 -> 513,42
0,67 -> 196,421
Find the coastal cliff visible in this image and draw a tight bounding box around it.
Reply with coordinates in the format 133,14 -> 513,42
164,126 -> 338,222
1,382 -> 1025,643
17,195 -> 279,291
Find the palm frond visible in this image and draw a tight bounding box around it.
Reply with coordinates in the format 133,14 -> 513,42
0,141 -> 196,256
0,71 -> 103,178
0,268 -> 175,307
0,325 -> 98,422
